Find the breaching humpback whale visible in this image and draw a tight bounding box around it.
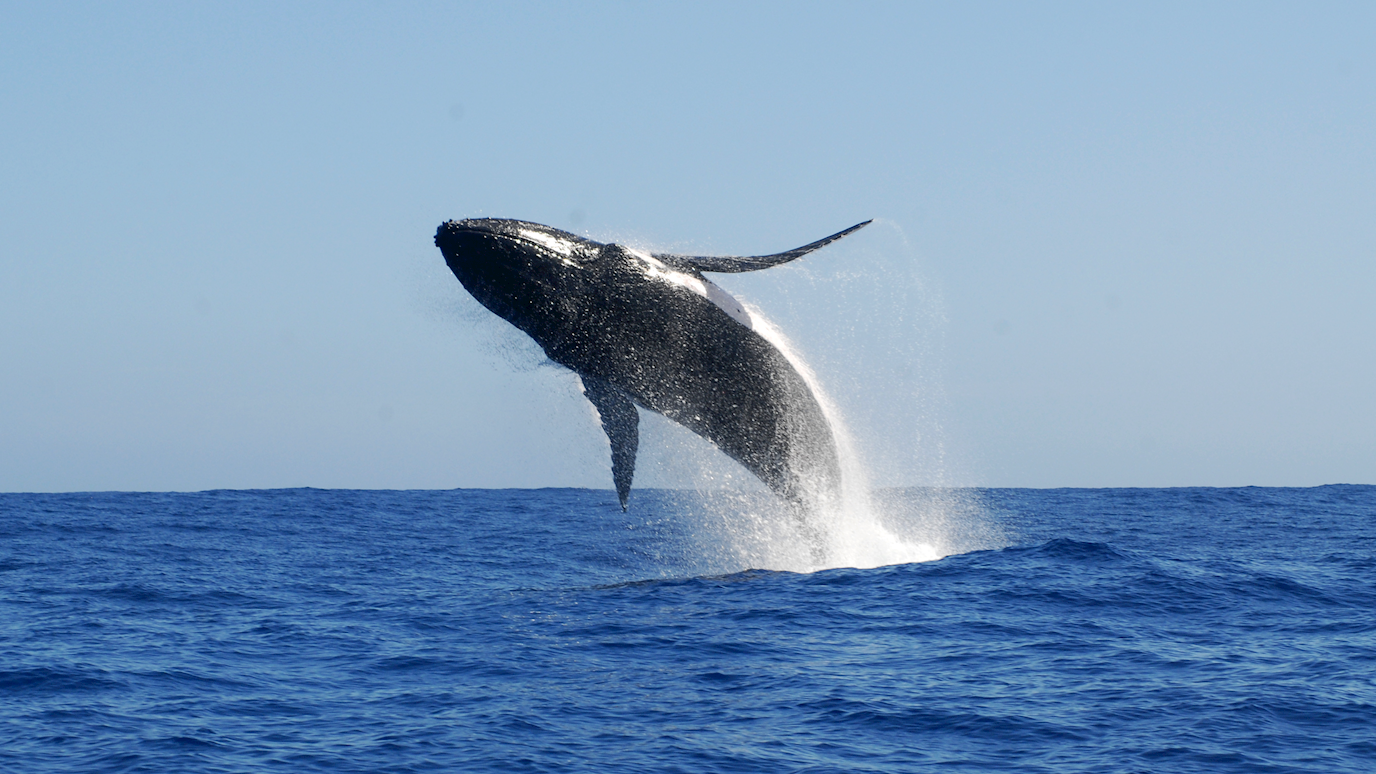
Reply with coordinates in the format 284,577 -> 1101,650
435,218 -> 870,515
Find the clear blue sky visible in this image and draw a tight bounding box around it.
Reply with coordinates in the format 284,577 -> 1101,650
3,2 -> 1372,492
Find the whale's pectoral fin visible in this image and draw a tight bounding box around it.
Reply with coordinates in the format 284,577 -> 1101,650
581,375 -> 639,511
652,220 -> 871,274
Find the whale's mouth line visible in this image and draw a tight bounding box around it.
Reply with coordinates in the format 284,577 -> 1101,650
440,223 -> 584,268
439,224 -> 524,247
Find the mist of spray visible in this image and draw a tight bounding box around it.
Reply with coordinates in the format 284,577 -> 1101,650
747,308 -> 942,569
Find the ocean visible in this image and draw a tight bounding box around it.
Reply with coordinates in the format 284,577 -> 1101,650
2,486 -> 1372,773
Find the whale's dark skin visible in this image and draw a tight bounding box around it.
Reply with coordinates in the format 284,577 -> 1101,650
435,218 -> 870,515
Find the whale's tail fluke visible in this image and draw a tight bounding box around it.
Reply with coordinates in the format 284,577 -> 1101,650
653,220 -> 871,274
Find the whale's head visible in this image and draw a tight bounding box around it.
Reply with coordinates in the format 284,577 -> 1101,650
435,218 -> 602,342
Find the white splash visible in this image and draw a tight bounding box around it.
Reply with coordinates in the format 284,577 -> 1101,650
743,303 -> 945,571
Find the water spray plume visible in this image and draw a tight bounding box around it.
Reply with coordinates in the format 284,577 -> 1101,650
744,306 -> 944,570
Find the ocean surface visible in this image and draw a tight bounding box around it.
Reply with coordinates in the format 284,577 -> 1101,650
2,485 -> 1373,773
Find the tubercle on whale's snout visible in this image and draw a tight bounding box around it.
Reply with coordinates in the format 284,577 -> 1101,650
434,222 -> 452,249
434,220 -> 472,248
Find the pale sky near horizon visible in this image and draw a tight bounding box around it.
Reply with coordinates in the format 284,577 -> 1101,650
3,2 -> 1373,492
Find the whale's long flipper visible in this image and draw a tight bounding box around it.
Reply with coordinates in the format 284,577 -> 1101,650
653,220 -> 871,274
581,376 -> 640,511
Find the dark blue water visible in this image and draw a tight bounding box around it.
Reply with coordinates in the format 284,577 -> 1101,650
2,486 -> 1373,773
